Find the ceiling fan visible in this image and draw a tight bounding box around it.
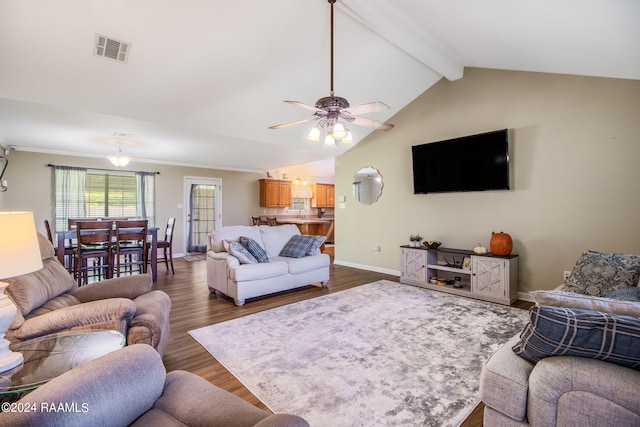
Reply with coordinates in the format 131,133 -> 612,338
269,0 -> 394,145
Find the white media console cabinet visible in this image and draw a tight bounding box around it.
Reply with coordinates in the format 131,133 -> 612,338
400,246 -> 518,305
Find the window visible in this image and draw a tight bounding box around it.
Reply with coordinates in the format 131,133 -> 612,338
54,166 -> 155,231
290,198 -> 307,210
86,171 -> 138,218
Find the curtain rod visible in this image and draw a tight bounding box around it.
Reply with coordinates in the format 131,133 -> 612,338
47,164 -> 160,175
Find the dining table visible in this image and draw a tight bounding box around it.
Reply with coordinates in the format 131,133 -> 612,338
56,227 -> 159,282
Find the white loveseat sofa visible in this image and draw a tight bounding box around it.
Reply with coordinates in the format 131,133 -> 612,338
207,224 -> 330,306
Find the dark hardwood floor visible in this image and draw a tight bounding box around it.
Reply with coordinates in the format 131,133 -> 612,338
153,254 -> 531,426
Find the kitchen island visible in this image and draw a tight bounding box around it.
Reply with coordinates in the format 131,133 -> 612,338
276,218 -> 334,242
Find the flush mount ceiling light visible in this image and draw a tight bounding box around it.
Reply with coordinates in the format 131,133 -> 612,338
269,0 -> 394,145
108,142 -> 131,167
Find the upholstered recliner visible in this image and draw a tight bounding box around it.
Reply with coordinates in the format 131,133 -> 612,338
4,233 -> 171,355
0,344 -> 310,426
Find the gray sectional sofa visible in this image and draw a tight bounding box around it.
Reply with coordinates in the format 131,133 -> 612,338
207,224 -> 330,306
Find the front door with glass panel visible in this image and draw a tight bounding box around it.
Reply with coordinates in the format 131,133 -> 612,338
184,177 -> 221,253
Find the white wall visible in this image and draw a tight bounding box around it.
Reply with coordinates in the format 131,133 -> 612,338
335,68 -> 640,293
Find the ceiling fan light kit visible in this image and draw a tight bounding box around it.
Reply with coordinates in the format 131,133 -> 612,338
269,0 -> 393,145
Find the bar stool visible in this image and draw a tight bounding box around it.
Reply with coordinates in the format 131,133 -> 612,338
75,221 -> 113,286
114,219 -> 148,276
151,217 -> 175,274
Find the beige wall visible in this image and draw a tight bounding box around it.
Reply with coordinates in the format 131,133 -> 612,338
335,68 -> 640,294
0,151 -> 263,254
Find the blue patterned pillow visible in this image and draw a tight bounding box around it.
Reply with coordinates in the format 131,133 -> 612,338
239,236 -> 269,263
606,287 -> 640,302
306,235 -> 326,256
512,306 -> 640,370
279,235 -> 316,258
226,240 -> 257,264
561,250 -> 640,297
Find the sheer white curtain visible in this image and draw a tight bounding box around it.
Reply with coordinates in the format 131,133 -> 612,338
136,172 -> 156,227
54,166 -> 87,232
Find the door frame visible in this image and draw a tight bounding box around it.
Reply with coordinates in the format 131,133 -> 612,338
183,176 -> 222,255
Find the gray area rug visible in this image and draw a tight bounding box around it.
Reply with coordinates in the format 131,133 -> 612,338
189,280 -> 528,426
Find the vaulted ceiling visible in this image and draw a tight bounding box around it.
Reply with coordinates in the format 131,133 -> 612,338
0,0 -> 638,174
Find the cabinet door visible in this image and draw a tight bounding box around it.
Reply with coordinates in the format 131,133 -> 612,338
315,184 -> 328,207
261,180 -> 280,207
279,181 -> 291,207
472,257 -> 506,299
402,249 -> 427,284
326,185 -> 335,207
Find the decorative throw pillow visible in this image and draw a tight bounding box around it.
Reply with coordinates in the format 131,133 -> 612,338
239,236 -> 269,263
279,235 -> 316,258
226,240 -> 257,264
606,287 -> 640,302
561,250 -> 640,297
306,235 -> 326,256
512,306 -> 640,370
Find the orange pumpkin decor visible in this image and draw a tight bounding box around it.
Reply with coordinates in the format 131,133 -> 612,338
490,231 -> 513,256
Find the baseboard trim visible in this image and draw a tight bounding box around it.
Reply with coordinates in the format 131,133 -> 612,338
518,291 -> 535,302
333,259 -> 400,277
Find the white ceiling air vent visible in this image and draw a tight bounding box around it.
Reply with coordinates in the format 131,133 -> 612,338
94,34 -> 130,63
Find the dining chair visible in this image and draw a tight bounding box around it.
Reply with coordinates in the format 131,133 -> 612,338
75,221 -> 114,286
46,219 -> 76,276
114,219 -> 148,277
155,217 -> 175,274
266,217 -> 278,226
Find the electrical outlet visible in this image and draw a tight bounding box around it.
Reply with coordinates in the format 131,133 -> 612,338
563,271 -> 571,280
374,246 -> 381,253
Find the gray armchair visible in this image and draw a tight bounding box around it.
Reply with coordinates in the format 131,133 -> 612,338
4,233 -> 171,355
0,344 -> 310,426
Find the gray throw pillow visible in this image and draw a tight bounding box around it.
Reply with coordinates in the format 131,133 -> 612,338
226,240 -> 257,264
239,236 -> 269,263
306,235 -> 326,256
279,235 -> 316,258
561,250 -> 640,297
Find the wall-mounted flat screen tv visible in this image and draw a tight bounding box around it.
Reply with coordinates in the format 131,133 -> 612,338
412,129 -> 510,194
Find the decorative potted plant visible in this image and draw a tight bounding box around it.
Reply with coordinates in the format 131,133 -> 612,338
409,234 -> 423,247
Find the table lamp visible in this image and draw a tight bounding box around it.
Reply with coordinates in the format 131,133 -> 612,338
0,211 -> 43,372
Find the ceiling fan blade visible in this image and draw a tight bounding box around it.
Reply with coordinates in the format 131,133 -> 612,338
346,116 -> 394,131
268,117 -> 318,130
341,101 -> 390,115
284,100 -> 326,114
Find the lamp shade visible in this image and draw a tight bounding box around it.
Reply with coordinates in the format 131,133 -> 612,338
0,211 -> 43,279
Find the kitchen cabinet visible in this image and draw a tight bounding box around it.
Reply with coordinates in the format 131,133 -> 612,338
312,183 -> 334,208
259,179 -> 292,207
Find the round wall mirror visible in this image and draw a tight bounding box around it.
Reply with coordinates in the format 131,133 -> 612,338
352,166 -> 383,205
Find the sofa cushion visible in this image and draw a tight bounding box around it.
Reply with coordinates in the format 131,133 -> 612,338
226,241 -> 257,264
561,250 -> 640,297
271,254 -> 330,274
480,334 -> 533,422
307,235 -> 326,256
280,235 -> 316,258
533,290 -> 640,317
259,224 -> 300,257
229,261 -> 289,282
513,306 -> 640,370
210,226 -> 262,253
239,236 -> 269,263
